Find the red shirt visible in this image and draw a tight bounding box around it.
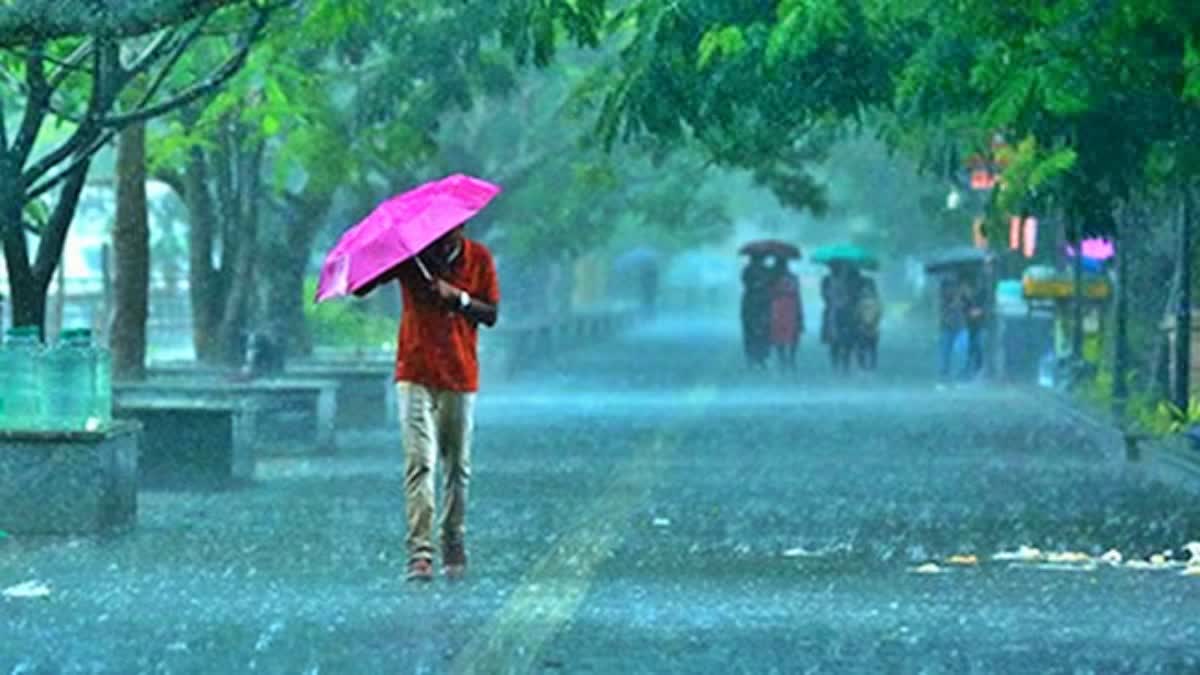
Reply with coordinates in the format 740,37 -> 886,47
393,239 -> 499,392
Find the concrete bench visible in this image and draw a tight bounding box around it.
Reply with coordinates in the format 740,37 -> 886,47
285,363 -> 396,430
115,396 -> 256,487
240,378 -> 340,454
150,361 -> 394,431
0,422 -> 139,534
115,378 -> 339,457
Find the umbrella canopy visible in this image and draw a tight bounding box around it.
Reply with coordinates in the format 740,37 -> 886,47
738,239 -> 802,259
810,243 -> 878,270
315,174 -> 501,303
924,246 -> 992,274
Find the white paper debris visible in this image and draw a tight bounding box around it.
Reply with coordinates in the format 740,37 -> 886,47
3,581 -> 51,599
992,545 -> 1043,562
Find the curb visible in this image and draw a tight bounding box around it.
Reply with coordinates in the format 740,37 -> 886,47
1150,436 -> 1200,484
1034,387 -> 1200,492
1032,387 -> 1127,459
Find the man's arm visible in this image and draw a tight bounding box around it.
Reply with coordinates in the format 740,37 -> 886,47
432,279 -> 499,328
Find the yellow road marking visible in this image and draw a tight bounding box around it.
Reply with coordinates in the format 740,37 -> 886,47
451,385 -> 717,674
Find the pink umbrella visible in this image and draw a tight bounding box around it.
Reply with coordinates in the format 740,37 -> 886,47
315,174 -> 502,303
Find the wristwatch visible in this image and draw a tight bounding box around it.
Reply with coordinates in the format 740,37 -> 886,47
459,290 -> 471,309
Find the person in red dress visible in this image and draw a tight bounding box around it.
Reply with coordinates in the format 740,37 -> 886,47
768,256 -> 804,371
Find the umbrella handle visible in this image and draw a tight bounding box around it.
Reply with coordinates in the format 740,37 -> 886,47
414,255 -> 434,282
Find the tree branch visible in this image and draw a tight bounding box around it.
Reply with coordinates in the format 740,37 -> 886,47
120,26 -> 180,83
13,44 -> 49,164
24,42 -> 110,185
111,13 -> 218,121
32,158 -> 89,286
25,5 -> 274,200
26,129 -> 112,201
99,6 -> 271,128
0,0 -> 250,49
8,39 -> 93,89
45,21 -> 205,130
154,166 -> 187,200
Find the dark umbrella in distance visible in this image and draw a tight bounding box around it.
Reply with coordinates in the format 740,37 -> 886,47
738,240 -> 802,259
924,246 -> 992,275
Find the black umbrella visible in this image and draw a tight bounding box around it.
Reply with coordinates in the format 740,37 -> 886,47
924,247 -> 992,274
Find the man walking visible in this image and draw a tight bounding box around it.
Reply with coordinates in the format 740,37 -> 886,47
358,225 -> 499,582
741,254 -> 772,369
937,276 -> 966,381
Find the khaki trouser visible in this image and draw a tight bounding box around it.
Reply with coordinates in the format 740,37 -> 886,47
398,381 -> 475,562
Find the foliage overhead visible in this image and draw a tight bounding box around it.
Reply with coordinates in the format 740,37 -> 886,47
0,0 -> 254,47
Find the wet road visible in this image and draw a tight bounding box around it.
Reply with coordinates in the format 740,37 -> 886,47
3,316 -> 1199,673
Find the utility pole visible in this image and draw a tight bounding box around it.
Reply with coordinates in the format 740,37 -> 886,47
1071,220 -> 1085,366
1175,185 -> 1193,411
1113,211 -> 1129,421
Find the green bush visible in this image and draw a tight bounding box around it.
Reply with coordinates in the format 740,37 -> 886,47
1133,398 -> 1200,437
303,278 -> 395,349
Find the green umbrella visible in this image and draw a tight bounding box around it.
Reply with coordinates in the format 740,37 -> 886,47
810,244 -> 879,270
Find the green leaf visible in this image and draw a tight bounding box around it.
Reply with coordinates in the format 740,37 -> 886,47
1186,35 -> 1200,101
766,8 -> 802,67
698,26 -> 746,69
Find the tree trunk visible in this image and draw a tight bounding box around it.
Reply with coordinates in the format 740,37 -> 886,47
111,123 -> 150,381
257,195 -> 329,360
171,122 -> 268,366
45,261 -> 65,341
6,274 -> 45,334
215,244 -> 253,365
1,159 -> 89,339
1147,236 -> 1181,401
0,161 -> 42,333
282,245 -> 313,356
255,222 -> 311,363
182,146 -> 223,362
212,137 -> 264,367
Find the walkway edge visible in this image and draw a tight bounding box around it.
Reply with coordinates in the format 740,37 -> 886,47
1033,387 -> 1200,492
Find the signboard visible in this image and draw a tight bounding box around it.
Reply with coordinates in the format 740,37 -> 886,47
1009,216 -> 1038,258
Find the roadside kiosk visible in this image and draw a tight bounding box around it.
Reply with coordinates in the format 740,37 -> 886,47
1021,266 -> 1112,383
